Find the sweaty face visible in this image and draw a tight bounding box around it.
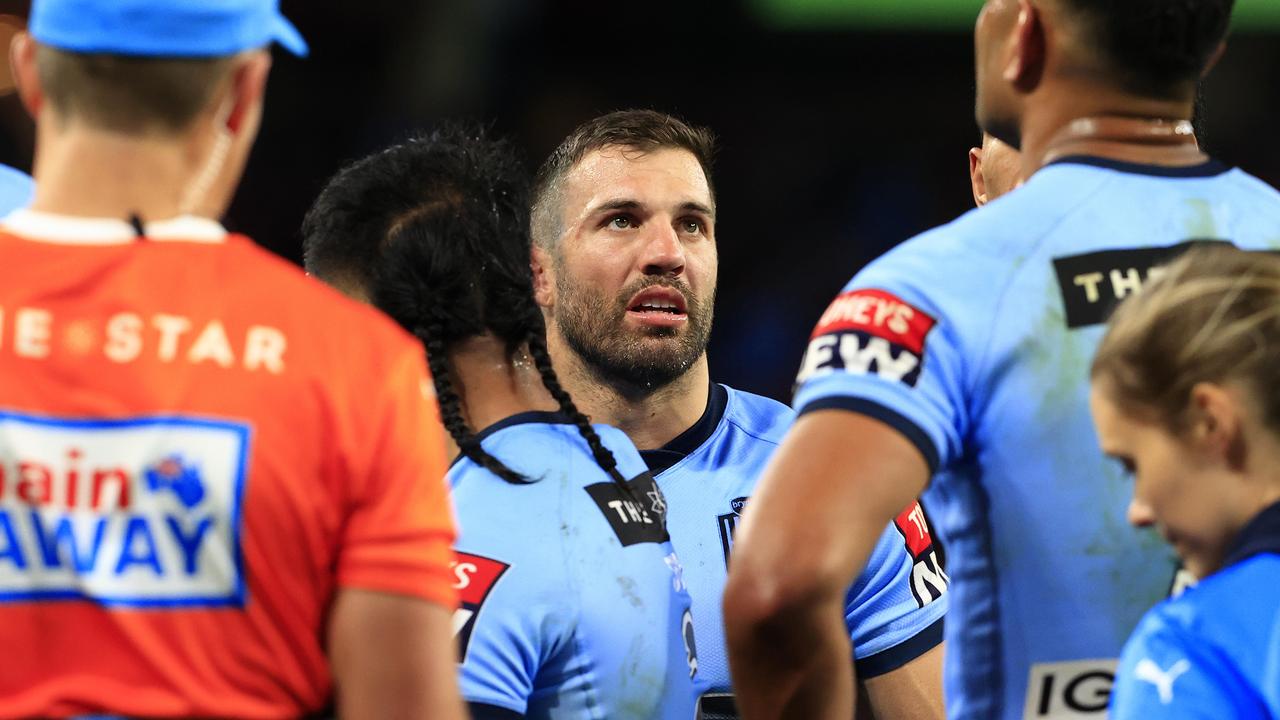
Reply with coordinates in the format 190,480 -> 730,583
545,146 -> 717,392
1089,384 -> 1241,580
974,0 -> 1023,148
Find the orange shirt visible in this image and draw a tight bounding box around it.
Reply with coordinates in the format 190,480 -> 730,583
0,213 -> 457,719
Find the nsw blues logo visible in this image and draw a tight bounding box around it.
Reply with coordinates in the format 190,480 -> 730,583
0,411 -> 250,607
717,496 -> 749,567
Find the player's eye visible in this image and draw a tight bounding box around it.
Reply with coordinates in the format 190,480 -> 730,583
1117,457 -> 1136,479
679,218 -> 705,234
608,215 -> 635,230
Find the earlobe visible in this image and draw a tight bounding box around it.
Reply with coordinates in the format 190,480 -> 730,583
969,147 -> 989,206
529,245 -> 555,309
1190,382 -> 1244,468
10,32 -> 42,118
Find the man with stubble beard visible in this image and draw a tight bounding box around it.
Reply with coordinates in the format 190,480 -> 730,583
530,109 -> 948,720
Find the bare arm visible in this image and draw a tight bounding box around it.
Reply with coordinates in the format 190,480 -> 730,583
724,410 -> 931,720
328,588 -> 467,720
860,644 -> 945,720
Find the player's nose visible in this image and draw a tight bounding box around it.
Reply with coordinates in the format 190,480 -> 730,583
638,220 -> 685,277
1126,496 -> 1156,528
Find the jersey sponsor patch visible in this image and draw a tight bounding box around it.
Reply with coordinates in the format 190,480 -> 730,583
796,289 -> 937,387
584,471 -> 670,547
451,551 -> 510,662
716,495 -> 749,567
1024,659 -> 1118,718
0,410 -> 250,607
893,501 -> 948,609
1051,240 -> 1231,328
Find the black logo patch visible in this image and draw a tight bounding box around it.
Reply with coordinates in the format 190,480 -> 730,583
584,471 -> 670,547
717,495 -> 750,567
1051,240 -> 1229,329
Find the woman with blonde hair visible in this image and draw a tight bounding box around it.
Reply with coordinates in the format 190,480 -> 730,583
1090,245 -> 1280,718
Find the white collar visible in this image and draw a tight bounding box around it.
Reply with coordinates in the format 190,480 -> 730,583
1,209 -> 228,245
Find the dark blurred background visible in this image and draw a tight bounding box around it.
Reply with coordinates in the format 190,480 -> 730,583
2,0 -> 1278,402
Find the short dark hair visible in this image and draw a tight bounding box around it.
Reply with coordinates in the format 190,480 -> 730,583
1062,0 -> 1235,99
36,45 -> 232,135
302,126 -> 629,487
531,109 -> 716,247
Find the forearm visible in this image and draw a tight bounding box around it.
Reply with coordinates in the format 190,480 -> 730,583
725,591 -> 855,720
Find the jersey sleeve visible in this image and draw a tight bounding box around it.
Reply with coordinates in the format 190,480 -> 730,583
792,232 -> 1002,473
335,343 -> 457,607
1110,607 -> 1261,720
846,501 -> 948,678
453,547 -> 560,715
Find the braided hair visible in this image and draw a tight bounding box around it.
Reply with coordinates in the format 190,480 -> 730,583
302,125 -> 626,486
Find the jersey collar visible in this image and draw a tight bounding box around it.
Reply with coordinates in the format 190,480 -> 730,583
1045,155 -> 1231,178
1223,499 -> 1280,568
2,209 -> 227,245
639,382 -> 728,474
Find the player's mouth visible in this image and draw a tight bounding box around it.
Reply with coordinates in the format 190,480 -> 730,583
625,287 -> 689,329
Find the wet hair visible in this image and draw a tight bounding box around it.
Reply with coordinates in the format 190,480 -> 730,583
302,126 -> 626,485
36,45 -> 233,135
1060,0 -> 1235,100
1092,245 -> 1280,434
530,109 -> 716,248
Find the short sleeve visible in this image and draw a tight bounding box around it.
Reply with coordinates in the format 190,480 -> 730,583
792,233 -> 1001,474
846,501 -> 948,678
1111,609 -> 1263,720
453,549 -> 548,714
335,343 -> 457,607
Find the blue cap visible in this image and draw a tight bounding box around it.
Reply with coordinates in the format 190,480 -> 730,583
30,0 -> 308,58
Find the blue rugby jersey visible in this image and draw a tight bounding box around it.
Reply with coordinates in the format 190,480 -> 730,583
792,156 -> 1280,719
449,412 -> 707,720
0,165 -> 33,216
642,383 -> 947,710
1111,502 -> 1280,719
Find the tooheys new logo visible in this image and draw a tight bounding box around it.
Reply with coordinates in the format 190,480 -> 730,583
797,289 -> 937,387
0,411 -> 250,607
893,502 -> 948,609
584,472 -> 670,547
451,551 -> 510,662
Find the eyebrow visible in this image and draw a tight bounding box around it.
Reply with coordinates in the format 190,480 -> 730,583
588,198 -> 716,218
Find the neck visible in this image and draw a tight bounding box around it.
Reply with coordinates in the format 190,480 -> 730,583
1017,79 -> 1204,178
446,335 -> 560,461
551,340 -> 711,451
30,123 -> 206,220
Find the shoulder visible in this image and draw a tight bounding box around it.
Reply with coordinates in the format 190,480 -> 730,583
720,385 -> 795,446
1223,168 -> 1280,210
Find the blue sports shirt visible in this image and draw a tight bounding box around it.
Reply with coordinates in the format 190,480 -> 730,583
450,412 -> 707,720
643,383 -> 947,713
0,165 -> 33,216
1111,501 -> 1280,719
793,157 -> 1280,719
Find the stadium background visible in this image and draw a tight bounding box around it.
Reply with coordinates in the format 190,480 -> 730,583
1,0 -> 1277,402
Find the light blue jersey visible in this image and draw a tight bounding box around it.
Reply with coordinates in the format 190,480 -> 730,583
643,383 -> 947,716
1111,502 -> 1280,720
0,165 -> 33,216
793,156 -> 1280,719
449,412 -> 707,720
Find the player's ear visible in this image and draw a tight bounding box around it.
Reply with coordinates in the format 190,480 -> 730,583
1188,382 -> 1244,471
223,50 -> 272,136
1003,0 -> 1045,94
11,32 -> 43,119
530,243 -> 556,309
969,147 -> 989,207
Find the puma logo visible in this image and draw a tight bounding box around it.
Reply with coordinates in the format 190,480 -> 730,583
1134,658 -> 1191,704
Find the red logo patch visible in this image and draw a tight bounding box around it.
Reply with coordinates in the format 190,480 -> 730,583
893,502 -> 934,559
451,551 -> 510,662
812,289 -> 936,355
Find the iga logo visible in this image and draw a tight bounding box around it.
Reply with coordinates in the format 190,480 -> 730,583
892,502 -> 947,608
0,411 -> 250,607
450,551 -> 510,662
797,289 -> 937,387
1024,659 -> 1117,718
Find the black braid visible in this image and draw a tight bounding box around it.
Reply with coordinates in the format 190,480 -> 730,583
526,330 -> 630,488
419,322 -> 530,485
